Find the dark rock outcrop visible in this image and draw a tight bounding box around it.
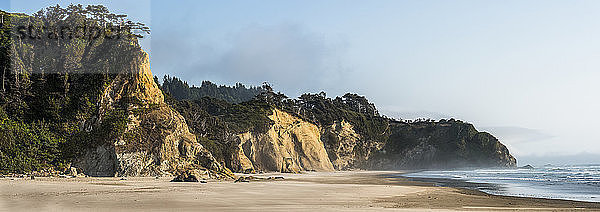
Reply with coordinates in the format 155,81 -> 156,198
520,165 -> 535,169
364,121 -> 517,169
171,170 -> 199,182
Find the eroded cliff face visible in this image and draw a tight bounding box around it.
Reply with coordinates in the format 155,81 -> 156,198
76,51 -> 232,178
321,120 -> 361,170
188,103 -> 516,173
229,109 -> 334,173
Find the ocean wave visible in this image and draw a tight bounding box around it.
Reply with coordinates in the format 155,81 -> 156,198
403,164 -> 600,203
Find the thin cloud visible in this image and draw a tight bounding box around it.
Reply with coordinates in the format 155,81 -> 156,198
191,24 -> 346,97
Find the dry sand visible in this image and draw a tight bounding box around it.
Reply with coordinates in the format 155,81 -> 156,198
1,171 -> 599,211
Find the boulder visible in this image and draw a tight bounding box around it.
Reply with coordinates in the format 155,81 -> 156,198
519,164 -> 535,169
69,167 -> 78,176
171,170 -> 199,182
234,176 -> 250,183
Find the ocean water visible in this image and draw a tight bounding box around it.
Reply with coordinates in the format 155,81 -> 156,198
401,164 -> 600,203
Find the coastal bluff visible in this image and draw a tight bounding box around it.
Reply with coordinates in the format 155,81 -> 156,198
0,8 -> 515,177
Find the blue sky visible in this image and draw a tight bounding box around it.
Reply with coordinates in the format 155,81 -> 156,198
5,0 -> 600,163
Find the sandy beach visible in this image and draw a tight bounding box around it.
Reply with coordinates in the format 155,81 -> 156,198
1,171 -> 599,211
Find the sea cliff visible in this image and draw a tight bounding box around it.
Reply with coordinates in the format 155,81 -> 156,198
0,7 -> 515,177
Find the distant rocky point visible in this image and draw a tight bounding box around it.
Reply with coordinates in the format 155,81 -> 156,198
519,165 -> 535,169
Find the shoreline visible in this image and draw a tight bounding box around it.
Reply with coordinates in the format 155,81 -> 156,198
375,171 -> 600,210
1,171 -> 600,211
395,168 -> 600,204
288,171 -> 600,210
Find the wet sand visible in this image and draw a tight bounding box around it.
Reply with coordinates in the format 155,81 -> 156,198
1,171 -> 599,211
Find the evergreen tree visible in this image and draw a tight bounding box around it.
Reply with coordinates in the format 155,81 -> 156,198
160,75 -> 264,103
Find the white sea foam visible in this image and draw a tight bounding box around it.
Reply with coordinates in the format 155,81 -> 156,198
403,164 -> 600,203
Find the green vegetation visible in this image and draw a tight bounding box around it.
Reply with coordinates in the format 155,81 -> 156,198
0,5 -> 146,174
165,94 -> 274,163
0,108 -> 67,173
159,78 -> 272,163
278,92 -> 388,141
161,76 -> 264,103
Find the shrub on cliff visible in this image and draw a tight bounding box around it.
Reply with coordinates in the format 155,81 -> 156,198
0,108 -> 67,173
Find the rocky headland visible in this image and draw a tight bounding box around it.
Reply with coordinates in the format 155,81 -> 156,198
0,6 -> 515,179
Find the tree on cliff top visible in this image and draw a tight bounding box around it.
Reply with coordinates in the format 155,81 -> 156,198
31,4 -> 149,38
161,75 -> 264,104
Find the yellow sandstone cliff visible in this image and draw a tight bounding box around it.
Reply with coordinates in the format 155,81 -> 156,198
76,50 -> 232,178
230,109 -> 334,173
321,120 -> 362,170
